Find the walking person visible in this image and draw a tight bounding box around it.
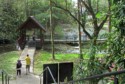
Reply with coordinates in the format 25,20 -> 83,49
25,54 -> 31,75
16,60 -> 22,77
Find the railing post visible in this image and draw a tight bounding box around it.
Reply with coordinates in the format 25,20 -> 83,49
46,68 -> 48,84
5,75 -> 7,84
39,76 -> 41,84
124,61 -> 125,68
114,75 -> 119,84
58,63 -> 59,84
2,71 -> 4,84
8,77 -> 9,84
47,67 -> 57,83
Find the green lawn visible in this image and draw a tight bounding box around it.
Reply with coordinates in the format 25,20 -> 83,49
0,49 -> 80,75
0,51 -> 19,75
34,50 -> 80,75
34,49 -> 107,75
0,49 -> 106,76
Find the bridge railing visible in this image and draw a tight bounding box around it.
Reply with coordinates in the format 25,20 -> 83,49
0,70 -> 10,84
62,70 -> 125,84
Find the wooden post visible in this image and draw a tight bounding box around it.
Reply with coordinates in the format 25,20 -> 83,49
46,69 -> 48,84
114,75 -> 119,84
40,76 -> 42,84
58,63 -> 59,84
5,75 -> 7,84
2,71 -> 4,84
8,77 -> 9,84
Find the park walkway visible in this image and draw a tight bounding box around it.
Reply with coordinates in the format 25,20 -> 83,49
9,45 -> 41,84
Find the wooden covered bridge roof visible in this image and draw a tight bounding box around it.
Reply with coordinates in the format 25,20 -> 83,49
18,16 -> 46,32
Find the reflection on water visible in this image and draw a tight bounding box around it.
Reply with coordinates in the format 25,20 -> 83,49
66,46 -> 80,53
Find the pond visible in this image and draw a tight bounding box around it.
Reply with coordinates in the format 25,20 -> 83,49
43,43 -> 85,54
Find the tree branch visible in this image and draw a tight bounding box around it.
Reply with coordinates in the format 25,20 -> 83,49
98,14 -> 109,30
51,0 -> 92,39
81,0 -> 98,29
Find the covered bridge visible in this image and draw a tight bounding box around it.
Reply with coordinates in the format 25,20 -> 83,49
17,16 -> 46,49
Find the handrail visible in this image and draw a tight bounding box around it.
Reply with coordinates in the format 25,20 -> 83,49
0,69 -> 10,84
39,66 -> 57,84
62,70 -> 125,84
47,67 -> 57,83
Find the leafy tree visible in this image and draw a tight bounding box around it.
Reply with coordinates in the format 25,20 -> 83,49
106,0 -> 125,68
51,0 -> 110,60
51,0 -> 109,44
0,0 -> 19,41
51,1 -> 110,78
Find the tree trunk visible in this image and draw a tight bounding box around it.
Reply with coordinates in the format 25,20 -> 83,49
25,0 -> 29,18
108,0 -> 111,32
96,0 -> 99,13
92,30 -> 99,45
78,0 -> 83,59
50,0 -> 55,60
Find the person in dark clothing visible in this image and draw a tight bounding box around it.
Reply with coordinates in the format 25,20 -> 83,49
16,60 -> 22,76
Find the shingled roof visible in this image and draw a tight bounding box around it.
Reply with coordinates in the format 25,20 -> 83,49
18,16 -> 46,32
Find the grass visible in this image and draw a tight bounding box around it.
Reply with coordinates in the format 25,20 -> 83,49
34,50 -> 80,75
0,46 -> 106,76
0,49 -> 80,75
34,50 -> 106,75
0,51 -> 20,75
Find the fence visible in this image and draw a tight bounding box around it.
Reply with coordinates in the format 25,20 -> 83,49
0,70 -> 10,84
62,69 -> 125,84
39,68 -> 125,84
39,62 -> 73,84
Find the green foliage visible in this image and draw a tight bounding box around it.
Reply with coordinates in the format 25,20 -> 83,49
74,1 -> 125,83
112,1 -> 125,36
96,12 -> 102,19
75,30 -> 125,83
103,30 -> 125,84
105,30 -> 125,65
107,0 -> 125,66
54,25 -> 64,37
55,0 -> 73,9
74,58 -> 106,83
0,0 -> 75,42
50,0 -> 76,24
92,0 -> 108,12
0,51 -> 19,75
0,0 -> 21,41
73,42 -> 109,83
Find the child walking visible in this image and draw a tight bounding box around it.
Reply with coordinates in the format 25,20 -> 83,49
16,60 -> 22,77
